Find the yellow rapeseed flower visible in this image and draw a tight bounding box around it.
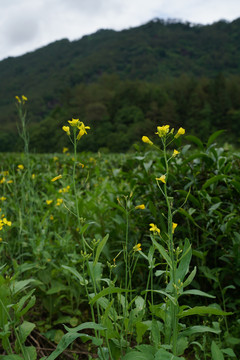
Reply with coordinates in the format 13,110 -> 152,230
156,125 -> 170,137
50,215 -> 54,221
56,198 -> 63,206
142,136 -> 153,145
156,175 -> 166,184
175,127 -> 185,139
133,243 -> 142,252
7,180 -> 13,184
15,96 -> 21,103
46,200 -> 53,205
51,175 -> 62,182
62,126 -> 70,135
3,218 -> 11,227
149,223 -> 160,235
0,197 -> 6,201
135,204 -> 145,210
172,223 -> 178,233
77,122 -> 90,140
0,177 -> 6,184
63,147 -> 69,153
173,149 -> 180,157
32,174 -> 36,179
68,118 -> 80,127
22,95 -> 28,103
18,164 -> 24,170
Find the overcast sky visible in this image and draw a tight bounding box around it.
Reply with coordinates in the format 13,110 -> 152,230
1,0 -> 240,61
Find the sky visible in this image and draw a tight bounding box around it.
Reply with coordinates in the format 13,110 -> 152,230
1,0 -> 240,61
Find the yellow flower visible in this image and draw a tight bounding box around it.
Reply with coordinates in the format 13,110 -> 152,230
77,122 -> 90,140
32,174 -> 36,179
149,223 -> 160,235
50,215 -> 54,221
0,197 -> 6,201
156,175 -> 166,184
22,95 -> 28,103
51,175 -> 62,182
0,238 -> 2,242
53,156 -> 59,162
133,243 -> 142,252
142,136 -> 153,145
68,118 -> 80,127
7,180 -> 13,184
62,126 -> 70,135
46,200 -> 53,205
173,149 -> 180,157
15,96 -> 21,103
63,147 -> 69,153
78,163 -> 84,168
155,125 -> 170,137
56,198 -> 63,206
175,127 -> 185,139
172,223 -> 178,233
3,218 -> 11,227
18,164 -> 24,170
135,204 -> 145,210
0,177 -> 6,184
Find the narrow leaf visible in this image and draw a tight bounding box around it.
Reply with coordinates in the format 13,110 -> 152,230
152,238 -> 172,269
207,130 -> 225,148
94,234 -> 109,265
89,287 -> 131,305
178,306 -> 232,318
180,289 -> 215,298
202,175 -> 227,190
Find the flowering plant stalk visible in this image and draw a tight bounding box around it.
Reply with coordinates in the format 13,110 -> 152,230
141,126 -> 231,358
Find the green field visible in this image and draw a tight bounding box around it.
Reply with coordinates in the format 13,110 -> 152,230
0,101 -> 240,359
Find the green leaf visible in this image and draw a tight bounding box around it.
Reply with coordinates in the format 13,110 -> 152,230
178,306 -> 232,318
202,175 -> 227,190
123,350 -> 155,360
94,234 -> 109,265
180,325 -> 221,337
17,321 -> 36,344
45,332 -> 101,360
61,265 -> 87,285
151,238 -> 172,269
211,341 -> 224,360
64,321 -> 106,333
183,266 -> 197,288
231,180 -> 240,193
10,279 -> 36,295
22,345 -> 37,360
89,287 -> 132,305
180,289 -> 215,298
207,130 -> 225,148
185,135 -> 204,150
142,290 -> 176,305
154,348 -> 185,359
136,322 -> 149,344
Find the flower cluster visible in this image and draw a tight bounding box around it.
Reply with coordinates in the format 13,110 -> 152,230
62,118 -> 90,141
15,95 -> 28,104
0,208 -> 12,242
142,124 -> 185,146
133,243 -> 142,252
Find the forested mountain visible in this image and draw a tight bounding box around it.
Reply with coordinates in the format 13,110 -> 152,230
1,17 -> 240,152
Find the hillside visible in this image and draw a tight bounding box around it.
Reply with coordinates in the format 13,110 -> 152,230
1,18 -> 240,152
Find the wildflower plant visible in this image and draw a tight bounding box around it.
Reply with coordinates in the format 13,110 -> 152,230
138,125 -> 232,358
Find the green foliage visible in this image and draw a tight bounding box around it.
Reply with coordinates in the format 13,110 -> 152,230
1,19 -> 240,151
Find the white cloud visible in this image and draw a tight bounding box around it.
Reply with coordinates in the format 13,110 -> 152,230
0,0 -> 239,60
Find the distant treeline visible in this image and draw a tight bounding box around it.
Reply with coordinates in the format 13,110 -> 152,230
1,73 -> 240,153
1,17 -> 240,152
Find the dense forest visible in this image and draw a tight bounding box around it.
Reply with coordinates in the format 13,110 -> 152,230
1,17 -> 240,152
